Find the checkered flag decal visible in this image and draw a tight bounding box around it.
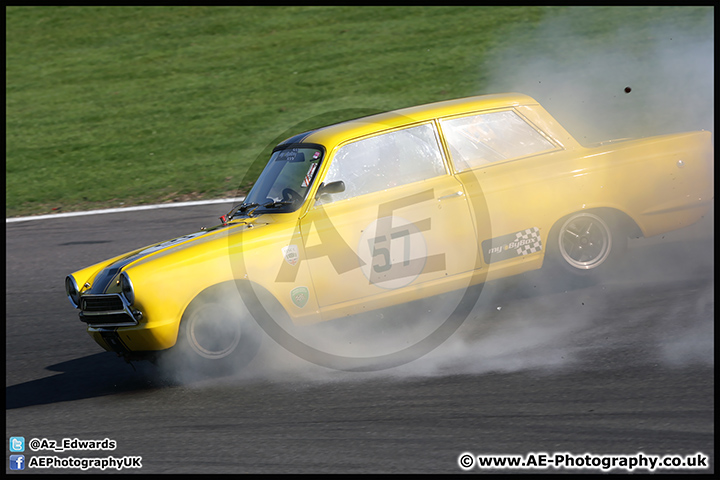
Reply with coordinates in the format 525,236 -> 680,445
515,227 -> 542,255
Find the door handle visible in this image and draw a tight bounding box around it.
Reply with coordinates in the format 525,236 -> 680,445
438,191 -> 465,201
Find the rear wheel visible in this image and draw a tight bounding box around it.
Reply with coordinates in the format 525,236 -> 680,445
547,211 -> 626,279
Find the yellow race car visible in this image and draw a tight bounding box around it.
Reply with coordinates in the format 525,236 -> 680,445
66,93 -> 713,372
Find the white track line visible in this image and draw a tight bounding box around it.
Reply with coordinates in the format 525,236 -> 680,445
6,197 -> 245,223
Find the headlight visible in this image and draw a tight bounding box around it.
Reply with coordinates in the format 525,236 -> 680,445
65,275 -> 81,308
119,271 -> 135,305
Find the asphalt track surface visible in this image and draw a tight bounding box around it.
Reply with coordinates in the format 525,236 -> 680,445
6,202 -> 714,473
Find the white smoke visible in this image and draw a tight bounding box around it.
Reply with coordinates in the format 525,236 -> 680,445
481,7 -> 714,143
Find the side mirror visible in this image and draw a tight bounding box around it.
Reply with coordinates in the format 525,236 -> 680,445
315,180 -> 345,200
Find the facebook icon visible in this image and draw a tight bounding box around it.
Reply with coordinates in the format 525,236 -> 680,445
10,454 -> 25,470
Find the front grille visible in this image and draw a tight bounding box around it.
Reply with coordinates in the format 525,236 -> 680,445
78,294 -> 139,327
81,294 -> 124,312
79,312 -> 137,327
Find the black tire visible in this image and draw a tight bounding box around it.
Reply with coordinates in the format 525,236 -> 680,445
168,291 -> 262,377
547,211 -> 626,279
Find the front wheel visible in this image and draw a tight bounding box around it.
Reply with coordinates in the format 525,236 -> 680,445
184,302 -> 245,361
547,211 -> 626,278
168,295 -> 262,377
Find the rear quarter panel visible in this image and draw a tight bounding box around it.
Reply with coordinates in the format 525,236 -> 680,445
458,130 -> 712,277
570,131 -> 713,236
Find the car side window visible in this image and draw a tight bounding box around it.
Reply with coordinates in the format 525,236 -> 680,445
317,123 -> 447,204
440,110 -> 555,171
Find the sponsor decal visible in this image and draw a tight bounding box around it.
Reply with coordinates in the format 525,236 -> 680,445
482,227 -> 542,264
277,147 -> 300,161
290,286 -> 309,308
282,245 -> 300,266
302,163 -> 318,188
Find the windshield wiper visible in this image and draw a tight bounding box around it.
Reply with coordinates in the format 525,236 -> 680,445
223,202 -> 260,224
238,202 -> 260,213
223,200 -> 293,224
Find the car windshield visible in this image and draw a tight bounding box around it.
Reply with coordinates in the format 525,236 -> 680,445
236,144 -> 324,217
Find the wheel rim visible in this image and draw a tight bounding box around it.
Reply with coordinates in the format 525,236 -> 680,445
186,303 -> 242,359
558,213 -> 612,270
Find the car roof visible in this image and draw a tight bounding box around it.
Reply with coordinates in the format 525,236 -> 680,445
280,92 -> 538,149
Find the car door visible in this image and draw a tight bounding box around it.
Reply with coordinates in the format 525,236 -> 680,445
298,122 -> 481,320
439,109 -> 560,277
